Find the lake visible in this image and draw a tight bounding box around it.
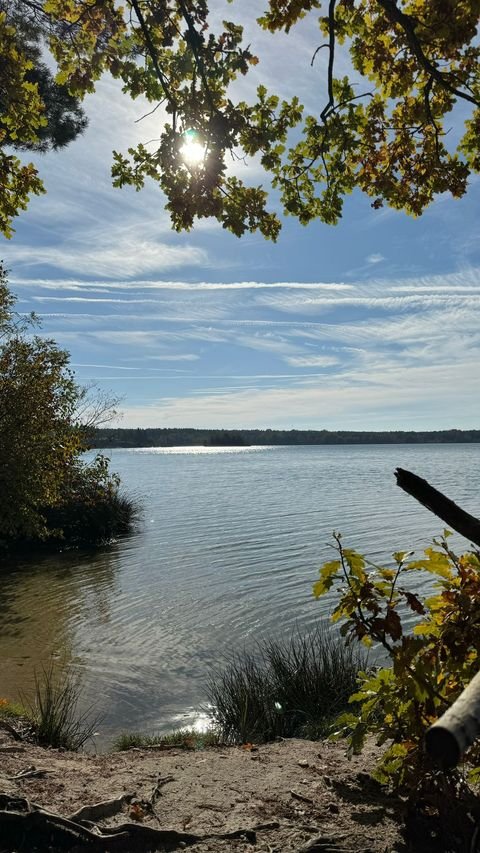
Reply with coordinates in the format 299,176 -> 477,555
1,443 -> 479,747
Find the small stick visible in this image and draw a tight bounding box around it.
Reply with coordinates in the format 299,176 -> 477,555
290,790 -> 314,804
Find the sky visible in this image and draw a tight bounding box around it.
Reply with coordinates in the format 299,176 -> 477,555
4,2 -> 480,431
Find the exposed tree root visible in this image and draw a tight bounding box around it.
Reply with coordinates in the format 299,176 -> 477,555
0,793 -> 258,852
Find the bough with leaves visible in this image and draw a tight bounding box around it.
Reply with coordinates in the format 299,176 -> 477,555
2,0 -> 480,237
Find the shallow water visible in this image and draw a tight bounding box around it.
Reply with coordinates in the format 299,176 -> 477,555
1,444 -> 479,746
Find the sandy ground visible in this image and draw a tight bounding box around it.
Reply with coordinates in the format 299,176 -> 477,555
0,726 -> 407,852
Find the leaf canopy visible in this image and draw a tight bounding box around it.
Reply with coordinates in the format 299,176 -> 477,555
1,0 -> 480,237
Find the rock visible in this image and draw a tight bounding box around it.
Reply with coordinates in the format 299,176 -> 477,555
298,759 -> 310,768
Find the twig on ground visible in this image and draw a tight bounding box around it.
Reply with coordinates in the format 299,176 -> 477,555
290,790 -> 314,804
8,767 -> 53,781
151,773 -> 175,802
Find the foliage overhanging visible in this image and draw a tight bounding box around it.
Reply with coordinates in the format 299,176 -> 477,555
1,0 -> 480,237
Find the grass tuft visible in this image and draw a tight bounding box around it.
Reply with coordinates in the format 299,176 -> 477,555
206,625 -> 366,744
22,663 -> 99,751
113,727 -> 222,752
0,698 -> 26,720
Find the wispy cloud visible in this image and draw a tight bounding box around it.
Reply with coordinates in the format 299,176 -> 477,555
7,229 -> 208,278
149,353 -> 199,361
12,278 -> 355,291
116,356 -> 480,429
366,253 -> 385,264
285,355 -> 338,367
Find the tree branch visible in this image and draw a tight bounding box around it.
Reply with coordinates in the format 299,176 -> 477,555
395,468 -> 480,547
127,0 -> 175,108
375,0 -> 480,107
423,76 -> 441,161
320,0 -> 337,124
426,669 -> 480,768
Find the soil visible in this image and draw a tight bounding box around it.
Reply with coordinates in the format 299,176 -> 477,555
0,727 -> 408,852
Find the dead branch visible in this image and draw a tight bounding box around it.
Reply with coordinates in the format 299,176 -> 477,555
8,767 -> 53,781
0,720 -> 23,741
395,468 -> 480,548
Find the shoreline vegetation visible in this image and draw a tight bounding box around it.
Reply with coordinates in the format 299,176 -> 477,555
0,626 -> 363,753
0,264 -> 138,554
92,426 -> 480,448
1,476 -> 140,555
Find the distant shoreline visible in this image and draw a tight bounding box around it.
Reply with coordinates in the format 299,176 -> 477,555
90,427 -> 480,449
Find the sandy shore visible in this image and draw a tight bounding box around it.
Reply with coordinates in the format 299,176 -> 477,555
0,727 -> 405,852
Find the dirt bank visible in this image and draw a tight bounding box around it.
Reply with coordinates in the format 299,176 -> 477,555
0,726 -> 407,852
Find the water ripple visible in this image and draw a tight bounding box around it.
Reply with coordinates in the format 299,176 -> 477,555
1,443 -> 479,746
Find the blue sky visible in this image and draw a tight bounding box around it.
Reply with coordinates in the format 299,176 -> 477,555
4,4 -> 480,430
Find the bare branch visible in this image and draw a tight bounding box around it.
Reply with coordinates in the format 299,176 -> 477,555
311,43 -> 328,67
74,384 -> 122,432
135,101 -> 163,123
395,467 -> 480,547
423,76 -> 441,161
320,0 -> 337,124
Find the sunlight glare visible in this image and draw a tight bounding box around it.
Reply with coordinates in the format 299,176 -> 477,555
180,132 -> 207,167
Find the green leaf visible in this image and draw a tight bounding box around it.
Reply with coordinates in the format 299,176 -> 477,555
405,548 -> 453,579
393,550 -> 413,565
313,559 -> 341,598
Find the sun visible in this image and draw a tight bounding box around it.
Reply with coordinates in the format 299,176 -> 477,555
180,130 -> 207,167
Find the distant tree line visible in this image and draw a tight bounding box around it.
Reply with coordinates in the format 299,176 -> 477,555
91,428 -> 480,449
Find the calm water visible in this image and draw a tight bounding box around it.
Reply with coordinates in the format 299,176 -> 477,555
1,444 -> 479,746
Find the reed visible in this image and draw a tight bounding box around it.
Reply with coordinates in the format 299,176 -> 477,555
206,625 -> 366,744
23,664 -> 99,751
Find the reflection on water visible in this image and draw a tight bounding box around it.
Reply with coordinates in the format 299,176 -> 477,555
132,445 -> 272,455
0,548 -> 119,704
0,444 -> 479,748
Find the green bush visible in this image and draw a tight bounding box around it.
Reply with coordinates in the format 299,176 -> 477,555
206,625 -> 366,744
43,456 -> 140,545
0,266 -> 137,550
314,533 -> 480,790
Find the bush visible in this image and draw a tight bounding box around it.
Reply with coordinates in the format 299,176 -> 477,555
0,267 -> 137,550
206,625 -> 366,744
313,533 -> 480,791
29,455 -> 140,546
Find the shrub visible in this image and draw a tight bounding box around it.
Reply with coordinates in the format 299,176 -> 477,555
313,532 -> 480,794
206,625 -> 366,744
38,455 -> 141,545
0,266 -> 136,550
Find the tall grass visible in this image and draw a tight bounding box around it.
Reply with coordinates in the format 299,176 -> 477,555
23,664 -> 99,751
44,490 -> 141,545
206,625 -> 366,744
